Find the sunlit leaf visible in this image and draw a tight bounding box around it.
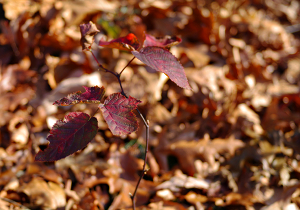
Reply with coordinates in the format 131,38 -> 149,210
35,112 -> 98,161
132,46 -> 192,89
99,33 -> 139,51
53,86 -> 105,106
99,93 -> 141,136
143,34 -> 182,48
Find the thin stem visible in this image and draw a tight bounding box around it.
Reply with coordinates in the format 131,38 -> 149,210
90,50 -> 118,77
90,50 -> 125,94
119,56 -> 135,75
90,49 -> 104,70
130,109 -> 149,210
89,49 -> 150,210
91,107 -> 100,118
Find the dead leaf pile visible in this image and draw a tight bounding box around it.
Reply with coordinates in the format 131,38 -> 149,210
0,0 -> 300,209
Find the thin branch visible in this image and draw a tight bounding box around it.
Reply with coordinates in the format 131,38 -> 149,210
90,50 -> 118,77
90,50 -> 125,94
0,197 -> 30,210
119,56 -> 135,75
130,109 -> 149,210
91,107 -> 100,118
89,49 -> 150,210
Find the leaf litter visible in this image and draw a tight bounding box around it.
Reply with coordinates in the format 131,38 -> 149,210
0,0 -> 300,209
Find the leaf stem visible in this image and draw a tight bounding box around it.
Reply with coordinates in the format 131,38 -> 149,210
119,56 -> 135,75
89,49 -> 150,210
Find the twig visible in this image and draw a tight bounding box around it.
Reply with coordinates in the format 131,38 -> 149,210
89,50 -> 150,210
90,50 -> 125,94
0,197 -> 30,210
130,109 -> 149,210
119,56 -> 135,75
285,24 -> 300,33
90,50 -> 118,76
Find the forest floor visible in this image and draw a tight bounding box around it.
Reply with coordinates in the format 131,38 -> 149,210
1,0 -> 300,209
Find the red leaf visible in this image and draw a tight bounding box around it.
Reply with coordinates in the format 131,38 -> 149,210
132,47 -> 192,90
80,21 -> 99,51
143,34 -> 182,48
99,93 -> 141,136
98,33 -> 139,51
35,112 -> 98,161
53,86 -> 105,106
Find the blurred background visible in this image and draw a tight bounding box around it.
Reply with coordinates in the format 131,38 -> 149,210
0,0 -> 300,209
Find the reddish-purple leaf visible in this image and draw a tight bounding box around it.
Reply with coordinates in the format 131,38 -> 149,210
53,86 -> 105,106
80,21 -> 100,51
35,112 -> 98,161
99,93 -> 141,136
98,33 -> 140,51
143,34 -> 182,48
132,47 -> 192,90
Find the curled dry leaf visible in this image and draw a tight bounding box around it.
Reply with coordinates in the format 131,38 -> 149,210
79,21 -> 100,51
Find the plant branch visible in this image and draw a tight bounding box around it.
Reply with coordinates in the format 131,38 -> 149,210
130,109 -> 149,210
90,49 -> 150,210
90,50 -> 125,94
90,50 -> 118,77
119,56 -> 135,75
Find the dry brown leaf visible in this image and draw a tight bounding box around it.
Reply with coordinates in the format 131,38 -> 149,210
19,177 -> 66,209
156,170 -> 209,192
108,181 -> 133,210
0,0 -> 300,209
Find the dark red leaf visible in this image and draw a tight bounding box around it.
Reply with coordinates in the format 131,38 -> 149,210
80,21 -> 100,51
35,112 -> 98,161
143,34 -> 182,48
99,93 -> 141,136
99,33 -> 139,51
132,47 -> 192,90
53,86 -> 105,106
